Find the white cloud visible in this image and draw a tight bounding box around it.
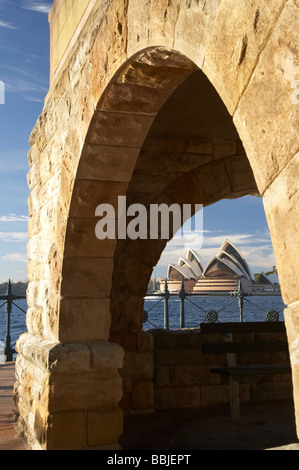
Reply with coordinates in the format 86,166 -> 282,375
0,20 -> 18,29
24,96 -> 43,102
22,1 -> 52,13
0,232 -> 28,242
0,214 -> 29,222
4,77 -> 48,95
2,253 -> 28,263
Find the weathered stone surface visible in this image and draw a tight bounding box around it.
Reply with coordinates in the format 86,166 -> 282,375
48,370 -> 122,412
87,407 -> 123,448
86,110 -> 154,148
69,180 -> 128,218
192,159 -> 232,203
90,0 -> 128,105
233,1 -> 299,193
61,257 -> 114,298
64,217 -> 116,258
263,153 -> 299,305
174,0 -> 220,68
122,351 -> 154,381
224,154 -> 258,195
91,341 -> 124,370
47,411 -> 86,450
59,297 -> 111,342
203,0 -> 287,114
284,301 -> 299,430
77,144 -> 140,182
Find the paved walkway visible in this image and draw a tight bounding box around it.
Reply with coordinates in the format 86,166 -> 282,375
0,362 -> 27,450
0,362 -> 298,451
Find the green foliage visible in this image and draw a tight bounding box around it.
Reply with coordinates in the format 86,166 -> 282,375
0,281 -> 28,296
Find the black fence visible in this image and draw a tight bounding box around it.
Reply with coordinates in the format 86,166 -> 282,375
0,280 -> 26,362
143,280 -> 285,330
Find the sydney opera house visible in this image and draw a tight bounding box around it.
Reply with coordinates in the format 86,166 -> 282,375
166,239 -> 280,295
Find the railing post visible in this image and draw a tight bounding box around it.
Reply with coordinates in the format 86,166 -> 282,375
237,281 -> 244,323
4,280 -> 14,362
179,279 -> 185,328
0,279 -> 26,362
164,279 -> 170,330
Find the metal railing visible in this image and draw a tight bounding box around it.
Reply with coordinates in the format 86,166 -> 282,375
0,280 -> 26,362
143,280 -> 285,330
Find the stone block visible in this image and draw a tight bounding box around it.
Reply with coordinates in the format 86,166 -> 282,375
233,1 -> 299,193
165,173 -> 205,205
136,330 -> 154,353
86,110 -> 154,148
122,351 -> 154,380
263,153 -> 299,305
59,297 -> 111,342
48,370 -> 123,412
165,152 -> 212,173
171,365 -> 207,387
155,367 -> 170,387
77,144 -> 140,182
91,341 -> 124,370
87,407 -> 123,448
47,411 -> 86,450
185,137 -> 213,155
174,0 -> 219,68
61,257 -> 113,298
64,217 -> 117,258
117,59 -> 192,92
110,292 -> 145,332
127,0 -> 151,56
69,179 -> 128,218
284,301 -> 299,427
212,139 -> 237,160
192,159 -> 232,203
99,81 -> 171,115
203,0 -> 287,114
224,154 -> 257,194
90,0 -> 128,105
131,379 -> 154,409
48,342 -> 91,373
143,133 -> 185,152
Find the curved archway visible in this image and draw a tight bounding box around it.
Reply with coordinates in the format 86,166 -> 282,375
15,0 -> 299,450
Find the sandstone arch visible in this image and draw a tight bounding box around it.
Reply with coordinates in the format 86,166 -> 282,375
15,0 -> 298,449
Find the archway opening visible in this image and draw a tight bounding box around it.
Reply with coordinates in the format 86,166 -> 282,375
58,47 -> 294,449
106,62 -> 269,417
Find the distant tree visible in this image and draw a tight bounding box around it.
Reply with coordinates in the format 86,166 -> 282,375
0,281 -> 28,296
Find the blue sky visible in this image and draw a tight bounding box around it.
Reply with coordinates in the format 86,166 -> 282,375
0,0 -> 50,282
0,1 -> 277,283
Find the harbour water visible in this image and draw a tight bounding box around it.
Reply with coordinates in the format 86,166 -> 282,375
0,296 -> 286,357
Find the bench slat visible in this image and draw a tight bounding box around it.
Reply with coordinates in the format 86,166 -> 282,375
202,340 -> 289,354
200,321 -> 286,334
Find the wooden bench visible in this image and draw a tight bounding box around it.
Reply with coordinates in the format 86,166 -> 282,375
200,321 -> 292,422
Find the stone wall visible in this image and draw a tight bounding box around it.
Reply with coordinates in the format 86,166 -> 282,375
104,327 -> 293,416
151,328 -> 293,412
